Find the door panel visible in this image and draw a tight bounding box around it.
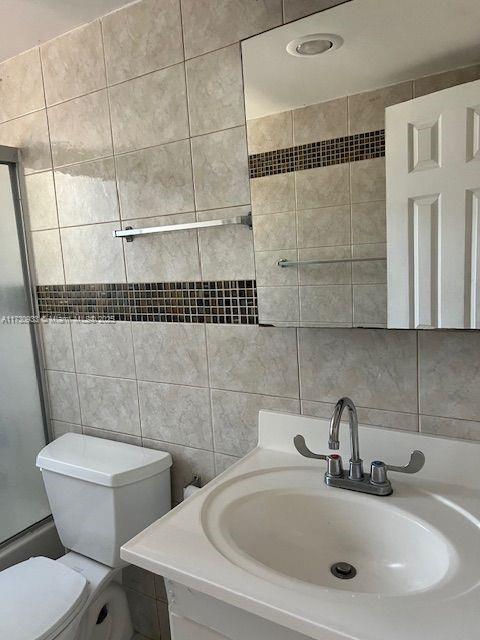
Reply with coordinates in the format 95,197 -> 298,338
386,79 -> 480,328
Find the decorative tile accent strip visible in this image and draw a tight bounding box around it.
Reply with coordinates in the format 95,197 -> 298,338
36,280 -> 258,324
249,129 -> 385,178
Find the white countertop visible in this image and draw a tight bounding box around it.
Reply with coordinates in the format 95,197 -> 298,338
121,411 -> 480,640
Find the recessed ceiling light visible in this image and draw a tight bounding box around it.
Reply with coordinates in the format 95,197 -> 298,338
286,33 -> 343,58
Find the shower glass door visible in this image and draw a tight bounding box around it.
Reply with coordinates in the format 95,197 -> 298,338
0,148 -> 50,544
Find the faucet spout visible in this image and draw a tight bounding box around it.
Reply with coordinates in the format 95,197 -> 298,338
329,397 -> 363,479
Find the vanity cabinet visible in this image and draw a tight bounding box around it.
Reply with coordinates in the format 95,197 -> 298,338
170,613 -> 228,640
166,581 -> 313,640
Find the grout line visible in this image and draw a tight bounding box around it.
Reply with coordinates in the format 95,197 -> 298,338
0,106 -> 45,127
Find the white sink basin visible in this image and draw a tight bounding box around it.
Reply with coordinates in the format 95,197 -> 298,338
202,467 -> 455,596
122,411 -> 480,640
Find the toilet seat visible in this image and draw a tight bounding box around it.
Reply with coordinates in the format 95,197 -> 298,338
0,556 -> 89,640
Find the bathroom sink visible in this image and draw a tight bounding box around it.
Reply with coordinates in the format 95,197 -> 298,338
122,411 -> 480,640
202,467 -> 456,596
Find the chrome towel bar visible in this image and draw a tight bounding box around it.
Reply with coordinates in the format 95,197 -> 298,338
278,256 -> 384,267
113,213 -> 252,241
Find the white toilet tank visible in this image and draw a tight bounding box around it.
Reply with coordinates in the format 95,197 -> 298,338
37,434 -> 172,568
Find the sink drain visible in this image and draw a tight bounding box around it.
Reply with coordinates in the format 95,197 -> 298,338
330,562 -> 357,580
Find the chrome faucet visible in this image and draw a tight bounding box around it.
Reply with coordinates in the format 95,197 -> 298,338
294,397 -> 425,496
328,397 -> 363,480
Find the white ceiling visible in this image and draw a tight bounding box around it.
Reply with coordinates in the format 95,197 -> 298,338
0,0 -> 135,63
242,0 -> 480,120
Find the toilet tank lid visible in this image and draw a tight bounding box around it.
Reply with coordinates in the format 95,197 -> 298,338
36,433 -> 172,487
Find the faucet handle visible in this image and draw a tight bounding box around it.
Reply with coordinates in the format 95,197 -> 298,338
294,436 -> 343,477
386,450 -> 425,474
293,435 -> 328,460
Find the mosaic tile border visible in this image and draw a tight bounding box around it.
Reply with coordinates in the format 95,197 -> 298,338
36,280 -> 258,324
249,129 -> 385,178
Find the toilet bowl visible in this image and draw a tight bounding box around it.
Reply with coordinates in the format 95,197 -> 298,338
0,434 -> 172,640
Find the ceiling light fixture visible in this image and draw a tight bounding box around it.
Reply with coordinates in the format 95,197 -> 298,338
286,33 -> 343,58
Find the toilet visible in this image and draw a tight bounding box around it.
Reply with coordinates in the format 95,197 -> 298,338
0,433 -> 172,640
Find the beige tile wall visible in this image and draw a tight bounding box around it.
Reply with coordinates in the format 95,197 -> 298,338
248,84 -> 406,327
1,1 -> 480,638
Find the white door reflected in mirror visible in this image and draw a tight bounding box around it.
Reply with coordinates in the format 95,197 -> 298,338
386,80 -> 480,329
241,0 -> 480,328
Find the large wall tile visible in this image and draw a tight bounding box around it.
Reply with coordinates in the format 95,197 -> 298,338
78,374 -> 141,435
133,323 -> 208,387
24,171 -> 58,231
109,64 -> 189,153
296,205 -> 350,248
295,164 -> 350,209
154,576 -> 168,602
301,400 -> 418,432
42,321 -> 75,371
181,0 -> 282,59
198,206 -> 255,280
246,111 -> 293,154
52,420 -> 82,438
102,0 -> 183,85
206,325 -> 299,397
348,82 -> 412,134
124,213 -> 201,282
257,286 -> 300,324
253,211 -> 296,252
211,389 -> 299,456
143,438 -> 215,504
352,243 -> 386,284
293,97 -> 347,145
48,90 -> 112,166
299,285 -> 352,324
123,565 -> 156,598
353,284 -> 387,326
71,321 -> 136,378
139,381 -> 213,449
125,589 -> 160,640
46,370 -> 80,423
255,249 -> 298,286
30,229 -> 64,284
297,247 -> 351,286
283,0 -> 349,22
61,222 -> 126,283
413,63 -> 480,98
186,44 -> 245,136
192,126 -> 250,210
116,140 -> 194,219
41,21 -> 106,106
420,415 -> 480,442
350,158 -> 386,203
157,600 -> 170,639
351,201 -> 386,245
250,173 -> 295,214
298,328 -> 418,412
419,331 -> 480,421
0,48 -> 44,123
55,158 -> 119,227
0,110 -> 51,174
83,427 -> 142,446
214,453 -> 240,475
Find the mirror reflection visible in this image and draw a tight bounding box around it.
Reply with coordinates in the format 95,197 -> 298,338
242,0 -> 480,328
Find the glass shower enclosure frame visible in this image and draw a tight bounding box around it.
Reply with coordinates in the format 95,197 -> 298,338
0,144 -> 52,547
